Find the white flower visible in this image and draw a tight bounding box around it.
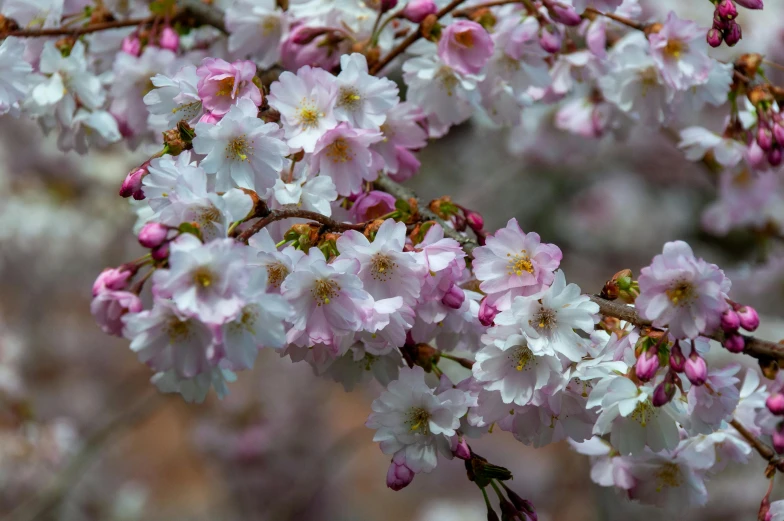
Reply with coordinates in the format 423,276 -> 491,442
496,270 -> 598,362
56,109 -> 121,154
268,65 -> 338,153
323,341 -> 402,391
271,162 -> 337,216
151,366 -> 237,403
226,0 -> 286,68
0,37 -> 34,117
678,127 -> 746,168
247,228 -> 305,293
511,391 -> 595,447
2,0 -> 62,28
648,12 -> 713,91
366,366 -> 470,473
626,450 -> 710,511
144,65 -> 203,127
152,235 -> 250,325
336,219 -> 424,305
310,123 -> 384,196
570,437 -> 635,490
334,53 -> 399,130
473,328 -> 563,406
194,98 -> 289,193
685,364 -> 740,435
143,151 -> 204,212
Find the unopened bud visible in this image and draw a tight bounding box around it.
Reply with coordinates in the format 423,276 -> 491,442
547,2 -> 581,26
402,0 -> 438,23
734,0 -> 763,9
773,124 -> 784,147
386,459 -> 414,490
669,341 -> 686,372
121,35 -> 141,56
538,25 -> 562,53
706,28 -> 723,48
479,297 -> 499,326
723,20 -> 742,46
380,0 -> 398,13
736,305 -> 760,331
442,283 -> 466,309
684,350 -> 707,386
767,393 -> 784,415
723,332 -> 745,353
159,26 -> 179,51
652,371 -> 679,406
151,242 -> 170,261
721,308 -> 740,332
758,127 -> 774,151
465,209 -> 484,231
769,147 -> 783,167
93,267 -> 134,296
138,222 -> 170,249
454,436 -> 471,460
635,349 -> 660,382
716,0 -> 738,20
774,423 -> 784,454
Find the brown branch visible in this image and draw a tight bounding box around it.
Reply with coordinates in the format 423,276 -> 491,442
369,0 -> 470,75
236,205 -> 368,243
7,15 -> 158,37
583,7 -> 646,31
730,418 -> 784,473
452,0 -> 524,17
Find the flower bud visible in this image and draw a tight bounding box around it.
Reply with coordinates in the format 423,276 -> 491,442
737,305 -> 760,331
151,242 -> 170,261
386,459 -> 415,491
716,0 -> 738,20
758,127 -> 774,151
767,393 -> 784,415
120,167 -> 147,200
93,267 -> 133,296
734,0 -> 763,9
479,297 -> 499,326
769,147 -> 783,167
454,437 -> 471,460
635,349 -> 660,382
723,20 -> 742,46
91,290 -> 143,336
721,308 -> 740,332
547,2 -> 582,26
773,124 -> 784,146
138,222 -> 170,249
746,140 -> 767,168
380,0 -> 398,13
350,190 -> 396,221
652,372 -> 678,406
706,28 -> 723,48
121,35 -> 141,56
669,342 -> 686,372
159,26 -> 180,51
465,209 -> 484,232
684,350 -> 707,386
538,26 -> 562,53
723,332 -> 745,353
402,0 -> 438,23
773,423 -> 784,454
388,146 -> 421,183
199,111 -> 221,125
442,283 -> 466,310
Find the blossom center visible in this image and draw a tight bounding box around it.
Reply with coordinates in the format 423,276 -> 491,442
216,77 -> 236,97
337,86 -> 362,111
454,30 -> 475,48
655,463 -> 683,491
312,278 -> 340,305
663,39 -> 686,59
326,138 -> 354,163
407,407 -> 431,434
261,16 -> 279,36
166,317 -> 192,342
370,253 -> 396,282
666,281 -> 694,306
193,267 -> 215,288
436,66 -> 459,97
198,205 -> 221,226
630,399 -> 658,427
226,135 -> 251,161
297,99 -> 323,129
531,307 -> 557,332
506,252 -> 534,276
510,345 -> 534,371
267,263 -> 289,288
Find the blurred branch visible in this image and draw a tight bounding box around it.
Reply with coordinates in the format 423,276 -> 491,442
236,205 -> 369,243
730,418 -> 784,473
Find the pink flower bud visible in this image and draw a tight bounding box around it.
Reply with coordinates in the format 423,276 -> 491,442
465,210 -> 484,232
773,124 -> 784,146
386,459 -> 415,491
387,146 -> 421,183
121,35 -> 141,56
723,332 -> 745,353
635,349 -> 660,382
454,437 -> 471,460
723,20 -> 742,46
538,26 -> 562,53
380,0 -> 398,13
774,423 -> 784,454
159,26 -> 180,51
734,0 -> 763,9
438,20 -> 495,75
706,28 -> 723,47
402,0 -> 438,23
199,111 -> 221,124
548,3 -> 582,26
684,350 -> 707,386
289,26 -> 328,45
119,165 -> 148,200
721,309 -> 740,332
152,242 -> 170,261
769,147 -> 783,167
745,140 -> 767,169
442,283 -> 466,309
767,393 -> 784,415
758,127 -> 773,151
91,290 -> 142,336
737,305 -> 760,331
653,374 -> 677,406
669,342 -> 686,372
716,0 -> 738,19
139,222 -> 170,248
350,190 -> 396,221
479,297 -> 499,326
93,267 -> 133,296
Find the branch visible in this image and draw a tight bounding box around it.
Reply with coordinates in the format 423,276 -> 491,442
7,15 -> 159,37
730,418 -> 784,473
236,205 -> 368,243
583,7 -> 646,31
178,0 -> 227,33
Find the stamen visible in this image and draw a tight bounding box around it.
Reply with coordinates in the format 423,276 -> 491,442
312,279 -> 340,306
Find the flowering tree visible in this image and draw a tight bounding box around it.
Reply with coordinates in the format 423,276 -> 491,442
6,0 -> 784,517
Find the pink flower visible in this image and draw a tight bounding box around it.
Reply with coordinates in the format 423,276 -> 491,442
402,0 -> 437,23
437,20 -> 494,75
310,123 -> 383,196
159,27 -> 180,52
387,147 -> 420,183
93,267 -> 134,296
119,164 -> 148,200
350,190 -> 396,221
473,218 -> 562,311
280,25 -> 343,72
636,241 -> 731,339
91,290 -> 142,336
196,58 -> 262,117
648,12 -> 712,90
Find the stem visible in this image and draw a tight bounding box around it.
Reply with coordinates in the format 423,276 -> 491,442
369,0 -> 470,75
452,0 -> 523,17
236,206 -> 368,243
7,15 -> 158,37
584,7 -> 645,31
730,418 -> 784,473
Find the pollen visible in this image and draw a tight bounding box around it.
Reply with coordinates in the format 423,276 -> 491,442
454,30 -> 475,48
506,251 -> 534,276
370,254 -> 396,282
336,86 -> 362,111
193,267 -> 215,288
261,16 -> 279,36
407,407 -> 431,434
226,135 -> 251,161
267,263 -> 289,289
166,317 -> 192,342
655,462 -> 683,491
666,281 -> 694,306
326,138 -> 354,163
509,345 -> 534,372
663,39 -> 686,59
312,278 -> 340,306
198,205 -> 221,226
530,307 -> 557,332
630,399 -> 658,427
237,305 -> 259,333
216,77 -> 236,97
297,99 -> 323,129
436,66 -> 459,97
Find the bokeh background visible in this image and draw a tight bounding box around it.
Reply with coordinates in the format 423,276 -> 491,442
3,1 -> 784,520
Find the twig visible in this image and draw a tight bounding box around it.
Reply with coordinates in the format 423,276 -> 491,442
584,7 -> 646,31
7,15 -> 158,37
730,418 -> 784,473
236,206 -> 368,243
452,0 -> 524,17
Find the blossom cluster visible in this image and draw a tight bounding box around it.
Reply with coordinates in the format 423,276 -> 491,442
4,0 -> 784,517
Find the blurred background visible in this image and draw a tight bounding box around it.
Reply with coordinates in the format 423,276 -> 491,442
3,2 -> 784,520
